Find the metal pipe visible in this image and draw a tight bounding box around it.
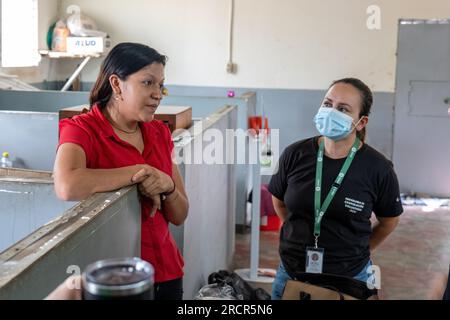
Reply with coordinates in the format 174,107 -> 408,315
61,56 -> 92,92
250,137 -> 261,280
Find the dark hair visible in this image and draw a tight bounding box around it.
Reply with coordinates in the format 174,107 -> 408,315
330,78 -> 373,142
90,42 -> 167,108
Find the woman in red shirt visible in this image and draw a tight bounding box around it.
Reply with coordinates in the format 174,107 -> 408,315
53,43 -> 189,300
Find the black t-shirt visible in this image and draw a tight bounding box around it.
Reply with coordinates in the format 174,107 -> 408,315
269,136 -> 403,278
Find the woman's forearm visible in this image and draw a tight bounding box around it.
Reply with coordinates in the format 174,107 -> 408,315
55,165 -> 143,201
162,189 -> 189,226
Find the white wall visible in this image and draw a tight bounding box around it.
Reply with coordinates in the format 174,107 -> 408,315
0,0 -> 59,83
38,0 -> 450,91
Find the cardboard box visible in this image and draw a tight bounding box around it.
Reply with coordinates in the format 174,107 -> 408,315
58,105 -> 192,133
59,105 -> 89,121
155,106 -> 192,133
66,37 -> 111,54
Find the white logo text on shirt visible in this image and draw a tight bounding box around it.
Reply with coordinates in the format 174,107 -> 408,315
344,197 -> 365,213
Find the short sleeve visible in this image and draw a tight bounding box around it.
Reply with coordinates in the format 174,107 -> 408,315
268,149 -> 290,201
373,164 -> 404,218
58,119 -> 94,162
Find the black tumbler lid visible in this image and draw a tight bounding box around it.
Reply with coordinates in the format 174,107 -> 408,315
82,257 -> 154,297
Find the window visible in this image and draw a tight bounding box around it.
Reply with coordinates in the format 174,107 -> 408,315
1,0 -> 40,67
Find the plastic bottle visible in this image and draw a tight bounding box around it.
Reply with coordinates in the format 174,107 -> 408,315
1,152 -> 13,168
52,20 -> 70,52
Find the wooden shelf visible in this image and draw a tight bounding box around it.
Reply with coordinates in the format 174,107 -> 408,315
39,50 -> 103,91
39,50 -> 102,59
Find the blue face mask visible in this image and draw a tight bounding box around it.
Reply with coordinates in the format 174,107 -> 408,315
313,107 -> 361,141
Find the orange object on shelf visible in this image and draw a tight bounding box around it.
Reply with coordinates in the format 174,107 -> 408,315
52,22 -> 70,52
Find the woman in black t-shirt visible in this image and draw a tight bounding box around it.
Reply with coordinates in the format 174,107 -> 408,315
269,78 -> 403,300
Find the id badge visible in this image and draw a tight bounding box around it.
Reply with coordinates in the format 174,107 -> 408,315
305,247 -> 324,274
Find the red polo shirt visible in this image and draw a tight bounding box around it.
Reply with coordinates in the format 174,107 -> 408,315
58,104 -> 184,283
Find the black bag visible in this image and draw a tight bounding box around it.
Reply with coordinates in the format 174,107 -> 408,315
208,270 -> 271,300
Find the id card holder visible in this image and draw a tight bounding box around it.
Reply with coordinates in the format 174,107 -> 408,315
305,247 -> 324,274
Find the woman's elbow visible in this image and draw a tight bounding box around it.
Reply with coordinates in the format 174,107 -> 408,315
171,218 -> 185,227
54,180 -> 88,202
55,182 -> 77,201
171,203 -> 189,226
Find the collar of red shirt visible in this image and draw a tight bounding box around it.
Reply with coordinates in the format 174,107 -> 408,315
90,104 -> 159,153
92,104 -> 159,137
92,104 -> 122,138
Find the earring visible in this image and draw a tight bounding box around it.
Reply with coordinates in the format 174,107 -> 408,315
114,94 -> 121,101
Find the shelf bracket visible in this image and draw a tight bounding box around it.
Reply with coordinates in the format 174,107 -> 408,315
61,56 -> 92,92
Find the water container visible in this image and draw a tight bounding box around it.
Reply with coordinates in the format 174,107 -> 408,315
1,152 -> 13,168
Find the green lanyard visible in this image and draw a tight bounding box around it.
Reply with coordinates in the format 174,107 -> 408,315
314,137 -> 360,248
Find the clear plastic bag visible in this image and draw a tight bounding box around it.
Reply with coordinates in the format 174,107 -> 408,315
194,284 -> 242,300
207,270 -> 272,300
66,5 -> 106,38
